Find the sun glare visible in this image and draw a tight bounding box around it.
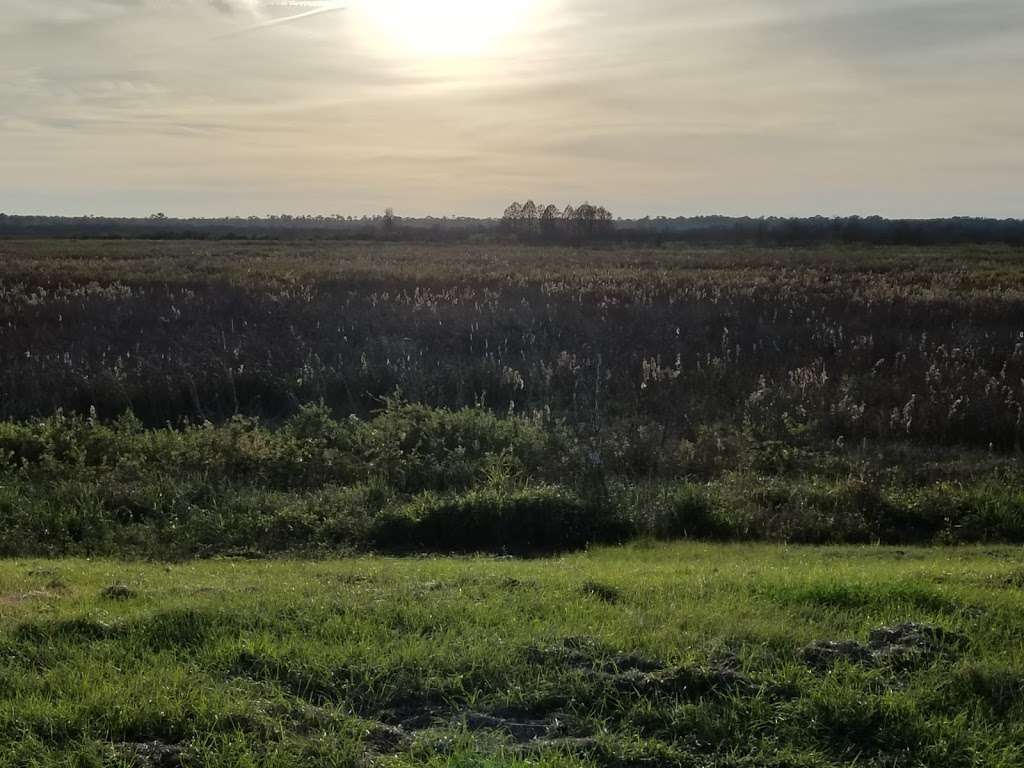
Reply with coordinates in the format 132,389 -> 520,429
354,0 -> 542,61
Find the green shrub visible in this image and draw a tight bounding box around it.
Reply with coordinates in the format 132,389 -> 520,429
651,483 -> 729,540
677,426 -> 753,478
371,485 -> 631,553
714,475 -> 892,544
357,400 -> 572,493
907,482 -> 1024,543
1,402 -> 1022,557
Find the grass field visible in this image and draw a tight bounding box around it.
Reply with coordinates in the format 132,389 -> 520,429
2,544 -> 1024,767
2,240 -> 1024,553
2,240 -> 1023,765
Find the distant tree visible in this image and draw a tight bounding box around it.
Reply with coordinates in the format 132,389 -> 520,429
574,203 -> 597,238
502,202 -> 523,234
500,200 -> 615,242
522,200 -> 538,235
383,207 -> 396,233
540,204 -> 560,238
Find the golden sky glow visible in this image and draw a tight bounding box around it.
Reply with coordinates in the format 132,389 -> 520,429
354,0 -> 545,61
1,0 -> 1022,217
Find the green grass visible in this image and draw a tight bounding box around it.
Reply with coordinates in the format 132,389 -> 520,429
2,544 -> 1024,766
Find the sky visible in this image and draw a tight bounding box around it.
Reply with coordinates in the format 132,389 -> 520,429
1,0 -> 1022,219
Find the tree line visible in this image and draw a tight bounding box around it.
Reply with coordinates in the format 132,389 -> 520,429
500,201 -> 615,241
1,211 -> 1022,246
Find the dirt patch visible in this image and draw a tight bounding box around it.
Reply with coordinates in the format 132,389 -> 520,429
459,711 -> 566,742
363,722 -> 414,753
115,741 -> 183,768
1001,568 -> 1024,588
102,584 -> 137,600
581,581 -> 621,604
527,636 -> 759,699
801,640 -> 876,668
258,701 -> 341,736
802,622 -> 967,670
869,622 -> 967,668
421,580 -> 447,591
363,710 -> 574,755
378,699 -> 449,732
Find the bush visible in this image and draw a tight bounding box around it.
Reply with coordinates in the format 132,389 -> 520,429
371,485 -> 631,553
651,484 -> 729,540
0,401 -> 1022,557
713,475 -> 895,544
906,483 -> 1024,543
357,400 -> 573,493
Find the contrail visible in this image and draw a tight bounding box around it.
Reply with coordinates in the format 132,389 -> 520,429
139,3 -> 348,61
217,3 -> 347,39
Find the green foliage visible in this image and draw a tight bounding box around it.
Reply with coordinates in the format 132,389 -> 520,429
373,486 -> 630,554
650,483 -> 728,540
358,398 -> 574,493
0,404 -> 620,558
0,403 -> 1023,556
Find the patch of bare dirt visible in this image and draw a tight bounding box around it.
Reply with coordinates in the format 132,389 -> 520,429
802,622 -> 967,670
527,636 -> 760,698
114,741 -> 183,768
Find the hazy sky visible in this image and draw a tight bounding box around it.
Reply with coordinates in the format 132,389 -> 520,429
2,0 -> 1022,218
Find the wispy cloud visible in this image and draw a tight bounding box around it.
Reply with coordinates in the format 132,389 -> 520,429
215,2 -> 346,38
1,0 -> 1022,217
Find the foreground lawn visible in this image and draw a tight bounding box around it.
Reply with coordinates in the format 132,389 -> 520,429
2,544 -> 1024,767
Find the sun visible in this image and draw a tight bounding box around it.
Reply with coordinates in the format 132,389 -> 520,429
354,0 -> 541,61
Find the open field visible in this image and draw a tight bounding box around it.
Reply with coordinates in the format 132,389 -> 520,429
2,240 -> 1023,447
2,241 -> 1024,765
2,545 -> 1024,767
1,240 -> 1023,553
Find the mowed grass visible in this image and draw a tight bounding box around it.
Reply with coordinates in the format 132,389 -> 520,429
2,544 -> 1024,767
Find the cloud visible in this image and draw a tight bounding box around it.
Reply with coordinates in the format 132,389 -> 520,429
741,0 -> 1024,69
1,0 -> 1022,217
208,0 -> 243,15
